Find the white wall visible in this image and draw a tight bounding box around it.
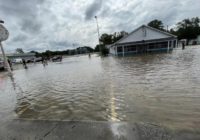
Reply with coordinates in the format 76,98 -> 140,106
109,47 -> 116,55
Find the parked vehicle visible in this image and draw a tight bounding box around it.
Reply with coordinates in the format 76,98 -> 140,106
26,58 -> 35,63
0,58 -> 5,70
12,58 -> 22,64
52,56 -> 62,62
34,57 -> 43,62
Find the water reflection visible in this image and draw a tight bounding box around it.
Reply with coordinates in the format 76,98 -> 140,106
7,74 -> 29,118
0,48 -> 200,132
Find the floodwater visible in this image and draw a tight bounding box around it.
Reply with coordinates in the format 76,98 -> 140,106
0,47 -> 200,133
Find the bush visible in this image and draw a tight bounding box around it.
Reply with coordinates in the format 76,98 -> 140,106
100,45 -> 109,56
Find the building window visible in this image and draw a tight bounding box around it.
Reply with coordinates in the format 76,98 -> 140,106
125,45 -> 137,52
148,42 -> 168,49
117,46 -> 122,52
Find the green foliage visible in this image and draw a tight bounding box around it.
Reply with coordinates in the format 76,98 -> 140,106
101,45 -> 109,56
174,17 -> 200,41
149,17 -> 200,45
30,51 -> 40,57
33,46 -> 94,58
99,31 -> 128,45
15,48 -> 24,54
99,33 -> 113,45
94,45 -> 100,52
96,31 -> 128,56
112,31 -> 128,43
94,44 -> 109,55
148,19 -> 164,30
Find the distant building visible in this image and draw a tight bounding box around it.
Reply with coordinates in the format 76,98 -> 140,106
109,25 -> 178,56
180,35 -> 200,46
0,53 -> 35,61
188,39 -> 197,45
179,39 -> 187,46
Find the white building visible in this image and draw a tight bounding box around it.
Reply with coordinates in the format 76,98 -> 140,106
0,53 -> 35,61
109,25 -> 178,56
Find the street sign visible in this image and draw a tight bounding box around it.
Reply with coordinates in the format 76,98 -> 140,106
0,23 -> 11,74
0,24 -> 9,42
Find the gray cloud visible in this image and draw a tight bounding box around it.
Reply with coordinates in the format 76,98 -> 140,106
21,19 -> 42,34
85,0 -> 103,20
50,41 -> 71,48
0,0 -> 45,18
12,34 -> 28,42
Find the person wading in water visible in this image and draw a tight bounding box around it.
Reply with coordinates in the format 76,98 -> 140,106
22,59 -> 28,69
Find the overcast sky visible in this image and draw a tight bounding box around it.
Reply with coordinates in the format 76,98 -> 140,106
0,0 -> 200,52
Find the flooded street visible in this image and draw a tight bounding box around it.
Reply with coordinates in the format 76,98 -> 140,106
1,47 -> 200,133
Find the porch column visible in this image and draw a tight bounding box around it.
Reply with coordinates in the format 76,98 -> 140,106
122,46 -> 125,57
171,40 -> 173,48
115,46 -> 117,56
167,40 -> 170,52
175,39 -> 178,48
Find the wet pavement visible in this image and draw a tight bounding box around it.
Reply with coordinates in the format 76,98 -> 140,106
1,120 -> 200,140
0,119 -> 200,140
0,46 -> 200,139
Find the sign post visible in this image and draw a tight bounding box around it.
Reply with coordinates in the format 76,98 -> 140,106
0,22 -> 11,74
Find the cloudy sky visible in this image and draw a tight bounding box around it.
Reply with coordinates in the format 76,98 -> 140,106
0,0 -> 200,52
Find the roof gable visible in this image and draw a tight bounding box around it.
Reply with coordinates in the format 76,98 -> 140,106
116,25 -> 177,44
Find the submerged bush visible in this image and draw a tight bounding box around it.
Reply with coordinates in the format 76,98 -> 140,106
95,44 -> 109,56
100,45 -> 109,56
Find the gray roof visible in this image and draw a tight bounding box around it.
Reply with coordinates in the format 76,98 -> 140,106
114,25 -> 177,45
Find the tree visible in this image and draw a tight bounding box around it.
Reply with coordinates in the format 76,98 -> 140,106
148,19 -> 164,30
99,33 -> 113,45
29,50 -> 40,57
95,31 -> 128,55
101,45 -> 109,56
83,46 -> 94,52
94,44 -> 100,52
172,17 -> 200,43
29,50 -> 38,54
112,31 -> 128,43
177,17 -> 200,38
169,28 -> 176,35
99,31 -> 128,45
15,48 -> 24,54
94,44 -> 109,55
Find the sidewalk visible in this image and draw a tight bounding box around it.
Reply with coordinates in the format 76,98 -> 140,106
0,119 -> 199,140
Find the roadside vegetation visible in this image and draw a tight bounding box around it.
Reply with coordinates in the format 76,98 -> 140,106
148,17 -> 200,45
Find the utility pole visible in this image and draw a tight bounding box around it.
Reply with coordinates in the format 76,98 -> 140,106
94,16 -> 101,53
0,19 -> 12,74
